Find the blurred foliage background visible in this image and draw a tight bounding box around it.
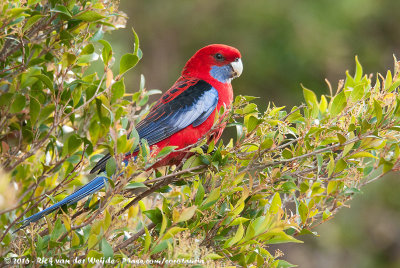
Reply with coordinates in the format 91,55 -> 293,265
109,0 -> 400,266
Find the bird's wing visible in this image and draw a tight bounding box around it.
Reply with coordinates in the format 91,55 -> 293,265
90,78 -> 218,174
135,79 -> 218,145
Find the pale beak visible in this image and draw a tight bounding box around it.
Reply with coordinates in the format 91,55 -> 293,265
230,58 -> 243,78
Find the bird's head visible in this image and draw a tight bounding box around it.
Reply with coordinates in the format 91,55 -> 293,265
182,44 -> 242,84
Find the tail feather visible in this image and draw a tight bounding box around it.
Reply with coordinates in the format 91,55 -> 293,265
90,154 -> 112,174
14,176 -> 108,232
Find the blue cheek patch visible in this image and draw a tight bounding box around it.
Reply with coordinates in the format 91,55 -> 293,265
210,65 -> 232,83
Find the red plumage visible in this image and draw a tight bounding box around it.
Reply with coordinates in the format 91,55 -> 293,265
91,44 -> 242,173
124,44 -> 242,168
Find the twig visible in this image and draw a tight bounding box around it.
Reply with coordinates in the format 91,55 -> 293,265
143,165 -> 206,185
282,104 -> 305,121
114,222 -> 156,251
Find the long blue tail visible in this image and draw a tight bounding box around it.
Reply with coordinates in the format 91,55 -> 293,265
14,175 -> 108,232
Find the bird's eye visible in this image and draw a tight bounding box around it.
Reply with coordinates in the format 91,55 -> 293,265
214,53 -> 224,61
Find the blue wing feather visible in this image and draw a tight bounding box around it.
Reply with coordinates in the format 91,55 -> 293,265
134,79 -> 218,145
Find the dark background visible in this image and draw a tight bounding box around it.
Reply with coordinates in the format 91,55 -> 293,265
109,1 -> 400,266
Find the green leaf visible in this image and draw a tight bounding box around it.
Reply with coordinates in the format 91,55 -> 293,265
327,181 -> 339,194
150,239 -> 171,255
243,103 -> 258,114
246,115 -> 259,132
51,5 -> 72,18
101,238 -> 113,259
81,44 -> 95,55
224,223 -> 244,248
74,10 -> 105,22
207,139 -> 215,153
387,80 -> 400,93
261,138 -> 273,150
373,99 -> 383,124
354,56 -> 363,82
343,140 -> 354,157
29,96 -> 40,124
229,217 -> 250,226
87,250 -> 103,259
10,94 -> 26,113
282,148 -> 293,159
350,151 -> 378,159
98,40 -> 112,66
156,146 -> 177,159
303,87 -> 318,108
334,159 -> 347,173
0,93 -> 13,107
91,28 -> 104,41
138,95 -> 149,106
319,95 -> 328,112
266,231 -> 303,244
323,208 -> 332,220
21,67 -> 40,88
277,260 -> 298,268
72,85 -> 82,106
111,78 -> 125,103
67,134 -> 82,154
61,52 -> 76,67
205,253 -> 225,261
303,86 -> 319,118
195,183 -> 205,206
269,193 -> 282,214
71,231 -> 80,247
330,90 -> 347,117
77,54 -> 98,66
125,182 -> 148,190
104,209 -> 112,231
137,48 -> 143,60
159,212 -> 167,238
50,218 -> 64,241
139,74 -> 145,90
143,208 -> 162,224
281,181 -> 298,192
344,70 -> 356,88
33,74 -> 53,91
129,127 -> 140,152
235,123 -> 244,142
119,53 -> 139,75
298,202 -> 308,224
23,15 -> 44,32
337,133 -> 346,144
2,233 -> 11,246
350,84 -> 364,102
117,134 -> 127,153
163,227 -> 187,239
176,206 -> 197,223
106,157 -> 116,177
201,187 -> 220,210
144,225 -> 151,253
182,155 -> 203,170
38,104 -> 55,123
385,70 -> 392,90
9,8 -> 29,18
132,28 -> 140,55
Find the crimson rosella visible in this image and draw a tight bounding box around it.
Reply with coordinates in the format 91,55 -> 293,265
16,44 -> 242,231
